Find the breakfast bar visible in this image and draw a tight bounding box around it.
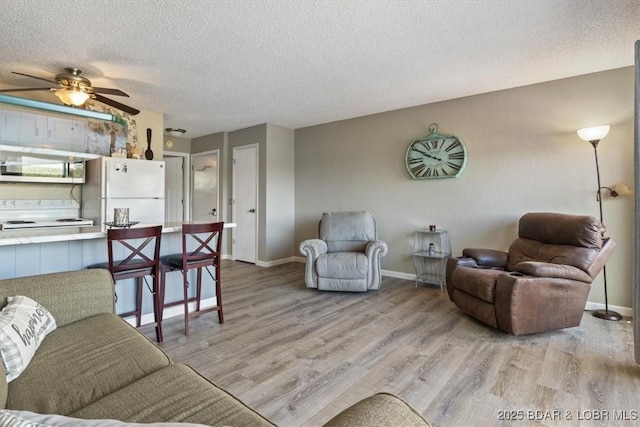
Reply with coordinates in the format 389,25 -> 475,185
0,222 -> 236,325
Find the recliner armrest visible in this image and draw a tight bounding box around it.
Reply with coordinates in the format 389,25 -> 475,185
299,239 -> 328,289
513,261 -> 593,283
365,240 -> 388,258
365,240 -> 388,290
461,248 -> 508,268
299,239 -> 328,260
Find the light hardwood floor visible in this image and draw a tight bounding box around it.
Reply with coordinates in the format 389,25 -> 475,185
141,260 -> 640,427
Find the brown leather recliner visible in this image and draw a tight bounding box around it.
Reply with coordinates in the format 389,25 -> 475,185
446,212 -> 616,335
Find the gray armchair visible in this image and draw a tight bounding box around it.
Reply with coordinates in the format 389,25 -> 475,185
299,211 -> 388,292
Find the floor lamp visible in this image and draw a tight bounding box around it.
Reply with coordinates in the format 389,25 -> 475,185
577,125 -> 622,321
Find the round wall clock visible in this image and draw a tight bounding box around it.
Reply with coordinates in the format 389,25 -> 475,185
405,123 -> 468,179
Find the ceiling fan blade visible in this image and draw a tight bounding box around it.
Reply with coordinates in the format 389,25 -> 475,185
12,71 -> 57,85
91,87 -> 130,97
94,93 -> 140,115
0,87 -> 52,93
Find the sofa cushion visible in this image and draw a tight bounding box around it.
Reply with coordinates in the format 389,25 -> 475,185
518,212 -> 602,248
0,269 -> 114,328
507,238 -> 599,273
6,313 -> 171,415
452,267 -> 503,303
0,296 -> 57,382
316,253 -> 368,279
319,211 -> 376,242
513,261 -> 593,282
71,364 -> 274,426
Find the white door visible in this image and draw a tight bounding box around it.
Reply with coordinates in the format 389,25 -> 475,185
232,144 -> 257,263
191,150 -> 219,222
164,156 -> 184,222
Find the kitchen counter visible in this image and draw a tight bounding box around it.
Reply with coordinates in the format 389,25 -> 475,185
0,220 -> 237,324
0,222 -> 236,246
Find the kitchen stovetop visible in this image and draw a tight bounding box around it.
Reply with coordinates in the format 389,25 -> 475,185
0,199 -> 93,230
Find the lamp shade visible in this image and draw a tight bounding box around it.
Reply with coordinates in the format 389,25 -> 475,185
55,89 -> 90,106
577,125 -> 610,142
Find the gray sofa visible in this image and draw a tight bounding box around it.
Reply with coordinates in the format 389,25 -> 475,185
299,211 -> 388,291
0,269 -> 429,426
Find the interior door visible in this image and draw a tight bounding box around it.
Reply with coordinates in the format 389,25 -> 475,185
191,150 -> 219,223
232,144 -> 257,263
164,156 -> 184,222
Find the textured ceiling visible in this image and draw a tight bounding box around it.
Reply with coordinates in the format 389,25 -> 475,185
0,0 -> 638,138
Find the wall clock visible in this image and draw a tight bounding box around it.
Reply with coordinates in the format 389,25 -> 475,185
405,123 -> 468,179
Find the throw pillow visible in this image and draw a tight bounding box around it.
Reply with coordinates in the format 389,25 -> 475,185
0,296 -> 57,382
0,410 -> 211,426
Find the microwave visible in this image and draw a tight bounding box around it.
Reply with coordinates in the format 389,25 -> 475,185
0,152 -> 85,183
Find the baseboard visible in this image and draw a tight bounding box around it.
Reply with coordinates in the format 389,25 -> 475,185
584,302 -> 633,318
381,269 -> 415,281
256,257 -> 297,267
125,297 -> 218,327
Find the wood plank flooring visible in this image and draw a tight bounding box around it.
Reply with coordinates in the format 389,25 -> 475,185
141,261 -> 640,427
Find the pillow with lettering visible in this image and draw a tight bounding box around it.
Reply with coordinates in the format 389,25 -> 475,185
0,296 -> 57,382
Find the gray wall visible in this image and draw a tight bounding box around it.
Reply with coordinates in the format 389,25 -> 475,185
295,66 -> 635,310
265,124 -> 295,262
163,135 -> 191,153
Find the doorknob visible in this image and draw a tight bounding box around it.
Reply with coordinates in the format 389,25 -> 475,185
210,208 -> 217,216
249,209 -> 256,213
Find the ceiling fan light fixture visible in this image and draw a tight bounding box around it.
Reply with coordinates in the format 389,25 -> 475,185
55,88 -> 90,106
165,128 -> 186,136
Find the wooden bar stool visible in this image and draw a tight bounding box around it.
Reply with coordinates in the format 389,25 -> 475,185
88,225 -> 164,342
160,222 -> 224,336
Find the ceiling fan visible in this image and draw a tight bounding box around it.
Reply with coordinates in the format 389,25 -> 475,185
0,67 -> 140,115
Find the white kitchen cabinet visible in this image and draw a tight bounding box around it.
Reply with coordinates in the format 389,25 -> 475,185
46,116 -> 87,152
0,108 -> 88,152
0,108 -> 46,147
0,96 -> 127,158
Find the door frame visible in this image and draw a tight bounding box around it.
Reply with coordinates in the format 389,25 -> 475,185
191,149 -> 220,223
164,151 -> 191,221
232,143 -> 258,262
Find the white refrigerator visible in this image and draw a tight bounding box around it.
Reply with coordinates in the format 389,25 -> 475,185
83,157 -> 165,225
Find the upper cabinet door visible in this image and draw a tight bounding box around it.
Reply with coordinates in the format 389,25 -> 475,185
0,109 -> 45,147
46,117 -> 86,152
